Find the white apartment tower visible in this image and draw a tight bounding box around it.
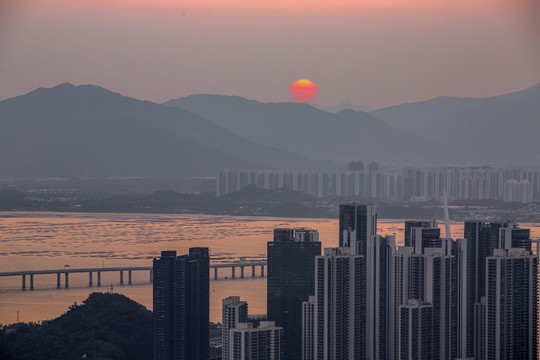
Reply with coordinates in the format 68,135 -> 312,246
389,246 -> 457,360
311,247 -> 366,360
229,321 -> 283,360
222,296 -> 248,360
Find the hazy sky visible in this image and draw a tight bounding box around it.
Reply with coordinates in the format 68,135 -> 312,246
1,0 -> 539,108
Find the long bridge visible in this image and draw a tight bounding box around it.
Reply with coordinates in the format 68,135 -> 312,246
0,261 -> 267,290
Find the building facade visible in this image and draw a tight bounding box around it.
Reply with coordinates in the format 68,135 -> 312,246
460,221 -> 532,359
229,321 -> 283,360
223,296 -> 249,360
267,228 -> 321,360
338,203 -> 377,256
216,167 -> 540,201
301,296 -> 315,360
310,247 -> 366,360
152,248 -> 209,360
484,248 -> 538,360
399,300 -> 433,360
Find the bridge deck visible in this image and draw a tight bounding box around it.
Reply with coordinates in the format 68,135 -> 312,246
0,262 -> 267,277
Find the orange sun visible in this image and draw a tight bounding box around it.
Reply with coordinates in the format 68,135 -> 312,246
290,79 -> 317,103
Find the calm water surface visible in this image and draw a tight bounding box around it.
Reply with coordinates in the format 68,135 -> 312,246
0,212 -> 538,325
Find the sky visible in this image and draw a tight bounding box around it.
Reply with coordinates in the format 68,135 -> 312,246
0,0 -> 539,108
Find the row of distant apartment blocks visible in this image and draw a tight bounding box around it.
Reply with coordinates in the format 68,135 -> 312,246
216,165 -> 540,203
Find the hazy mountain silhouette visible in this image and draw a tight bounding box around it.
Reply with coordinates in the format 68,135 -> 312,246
371,83 -> 540,164
164,95 -> 430,164
0,83 -> 328,177
311,100 -> 372,113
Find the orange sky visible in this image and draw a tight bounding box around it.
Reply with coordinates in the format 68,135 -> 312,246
0,0 -> 539,108
78,0 -> 539,12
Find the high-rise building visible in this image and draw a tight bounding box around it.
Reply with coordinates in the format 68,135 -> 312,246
423,248 -> 457,360
152,248 -> 209,360
267,228 -> 321,360
503,180 -> 533,203
229,321 -> 283,360
484,248 -> 538,360
347,160 -> 364,172
301,296 -> 315,360
459,220 -> 490,359
389,246 -> 457,360
369,161 -> 380,173
404,220 -> 437,247
222,296 -> 248,360
339,203 -> 389,359
460,221 -> 531,359
338,203 -> 377,256
368,235 -> 394,360
310,247 -> 366,360
498,227 -> 531,250
404,220 -> 441,254
399,300 -> 433,360
389,246 -> 414,360
455,238 -> 469,359
474,297 -> 487,360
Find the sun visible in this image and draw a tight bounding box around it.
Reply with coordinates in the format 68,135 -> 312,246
290,79 -> 317,103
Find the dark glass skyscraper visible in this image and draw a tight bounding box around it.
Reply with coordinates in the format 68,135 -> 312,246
338,203 -> 377,256
153,248 -> 209,360
267,228 -> 321,360
485,248 -> 538,360
404,220 -> 437,247
399,300 -> 433,360
460,221 -> 531,359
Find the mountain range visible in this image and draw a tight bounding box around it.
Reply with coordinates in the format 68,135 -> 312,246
0,83 -> 326,177
164,95 -> 431,164
370,83 -> 540,164
167,83 -> 540,166
311,100 -> 372,113
0,82 -> 538,178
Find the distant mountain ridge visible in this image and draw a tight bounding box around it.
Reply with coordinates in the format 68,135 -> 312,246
311,100 -> 372,113
164,82 -> 540,166
164,94 -> 432,164
0,83 -> 328,177
370,83 -> 540,165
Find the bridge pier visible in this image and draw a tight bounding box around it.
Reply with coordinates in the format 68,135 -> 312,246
22,275 -> 26,290
89,272 -> 93,286
260,265 -> 264,277
65,272 -> 69,288
240,266 -> 244,279
57,273 -> 61,288
30,274 -> 34,290
214,268 -> 218,280
252,266 -> 256,277
120,271 -> 124,285
231,267 -> 236,279
149,269 -> 153,283
128,270 -> 132,285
